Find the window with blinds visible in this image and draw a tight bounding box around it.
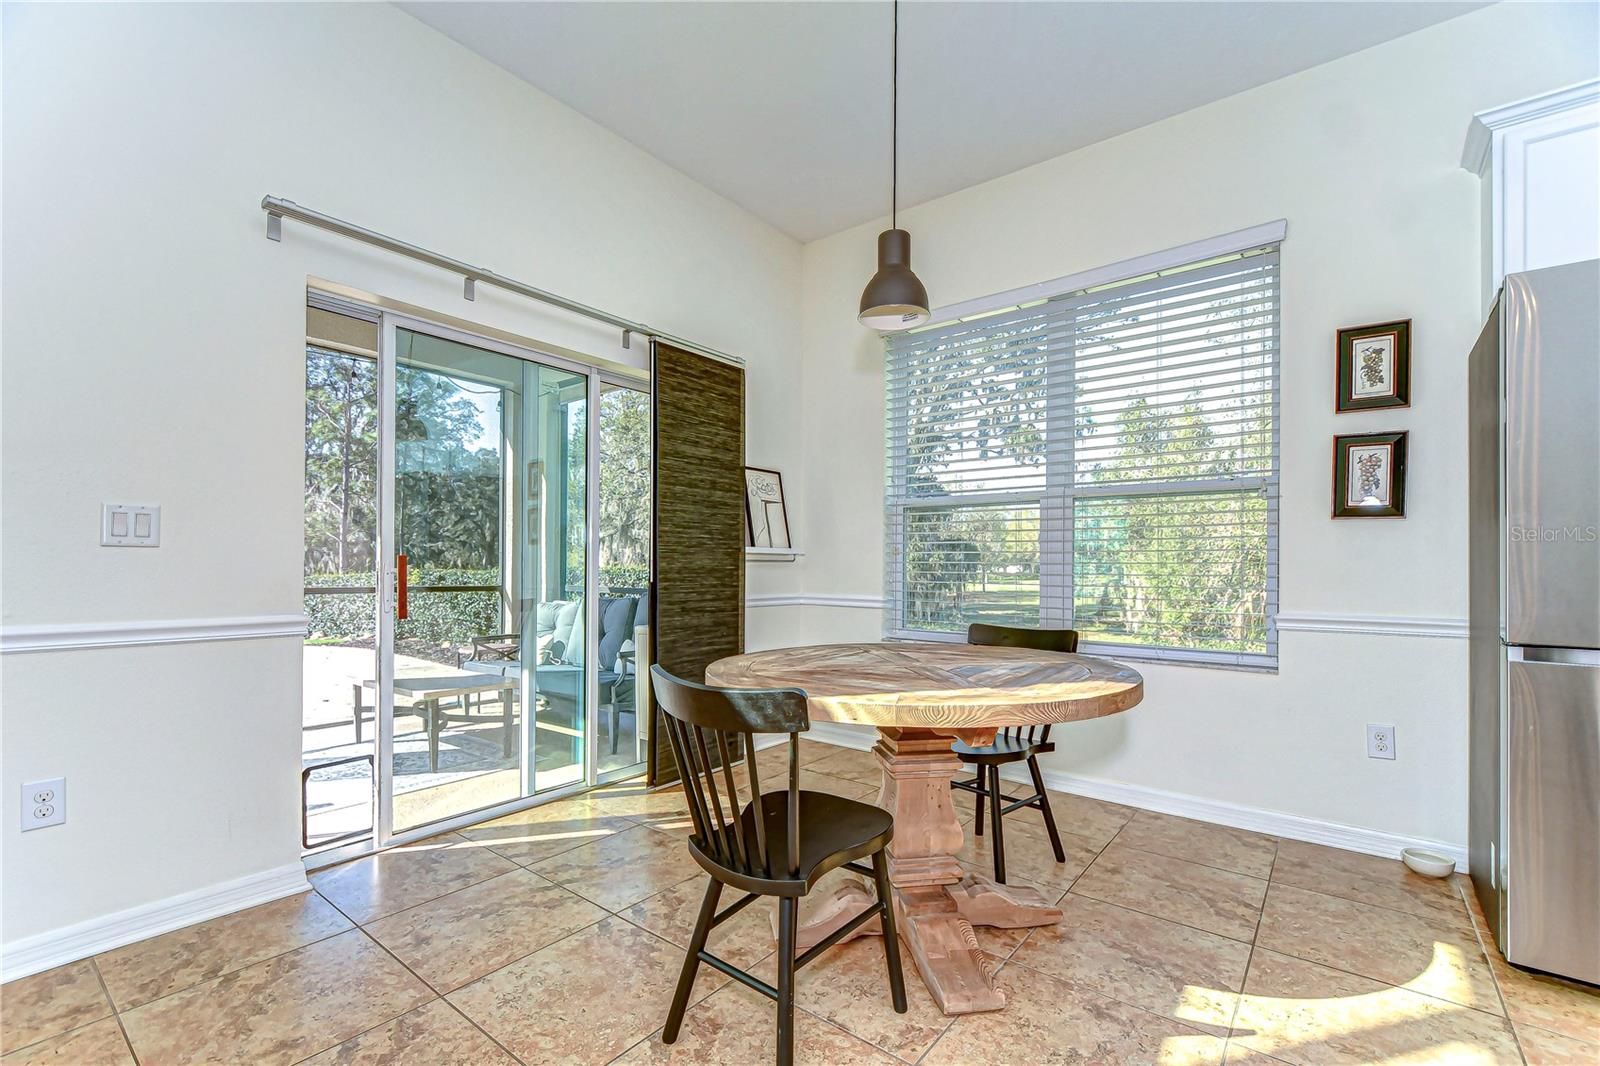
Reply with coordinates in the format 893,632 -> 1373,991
884,245 -> 1279,667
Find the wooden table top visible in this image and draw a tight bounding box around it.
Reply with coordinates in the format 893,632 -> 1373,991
705,641 -> 1143,733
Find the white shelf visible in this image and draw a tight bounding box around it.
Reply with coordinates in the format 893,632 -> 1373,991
746,547 -> 804,562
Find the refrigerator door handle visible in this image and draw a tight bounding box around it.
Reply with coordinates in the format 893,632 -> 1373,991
1508,646 -> 1600,667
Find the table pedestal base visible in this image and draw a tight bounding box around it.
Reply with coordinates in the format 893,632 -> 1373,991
787,727 -> 1064,1015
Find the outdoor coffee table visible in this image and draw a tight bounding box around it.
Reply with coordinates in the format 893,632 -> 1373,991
707,641 -> 1143,1015
355,674 -> 518,772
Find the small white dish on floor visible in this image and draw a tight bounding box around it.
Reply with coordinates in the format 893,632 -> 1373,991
1401,848 -> 1456,878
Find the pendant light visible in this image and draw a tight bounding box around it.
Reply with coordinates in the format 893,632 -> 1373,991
859,0 -> 930,331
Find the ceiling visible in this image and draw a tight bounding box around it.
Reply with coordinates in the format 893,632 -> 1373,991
400,1 -> 1487,241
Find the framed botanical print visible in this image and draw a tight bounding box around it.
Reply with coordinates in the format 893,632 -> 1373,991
1333,432 -> 1407,518
743,466 -> 792,548
1336,319 -> 1411,412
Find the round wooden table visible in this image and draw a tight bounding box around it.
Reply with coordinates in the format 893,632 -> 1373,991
706,641 -> 1143,1015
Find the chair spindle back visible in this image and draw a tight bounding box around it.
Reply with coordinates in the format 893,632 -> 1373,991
650,665 -> 810,878
965,623 -> 1080,745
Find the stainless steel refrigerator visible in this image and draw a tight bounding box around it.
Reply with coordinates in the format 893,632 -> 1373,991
1468,258 -> 1600,985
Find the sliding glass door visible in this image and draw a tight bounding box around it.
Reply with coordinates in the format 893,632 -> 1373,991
597,381 -> 652,778
303,299 -> 645,859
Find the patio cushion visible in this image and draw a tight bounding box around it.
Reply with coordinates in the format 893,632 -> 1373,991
598,595 -> 637,672
474,593 -> 639,672
536,599 -> 577,664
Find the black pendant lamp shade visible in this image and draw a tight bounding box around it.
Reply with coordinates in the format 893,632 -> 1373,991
859,228 -> 929,330
859,0 -> 929,332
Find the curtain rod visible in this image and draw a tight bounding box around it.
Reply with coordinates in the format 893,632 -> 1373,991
260,195 -> 745,368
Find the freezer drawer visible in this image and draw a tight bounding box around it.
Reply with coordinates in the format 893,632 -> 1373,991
1502,261 -> 1600,649
1506,649 -> 1600,983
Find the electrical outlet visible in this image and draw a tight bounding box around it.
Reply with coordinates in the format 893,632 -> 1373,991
21,778 -> 66,830
1366,724 -> 1396,760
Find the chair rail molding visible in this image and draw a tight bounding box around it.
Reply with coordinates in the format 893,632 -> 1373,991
1274,612 -> 1468,639
746,594 -> 887,610
0,614 -> 310,653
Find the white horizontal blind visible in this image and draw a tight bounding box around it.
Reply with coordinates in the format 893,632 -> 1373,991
885,246 -> 1279,666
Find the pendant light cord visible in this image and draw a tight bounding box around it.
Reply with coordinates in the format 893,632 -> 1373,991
891,0 -> 898,229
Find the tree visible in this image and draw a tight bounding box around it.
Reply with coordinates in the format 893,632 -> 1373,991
599,388 -> 651,579
304,347 -> 378,574
304,350 -> 503,577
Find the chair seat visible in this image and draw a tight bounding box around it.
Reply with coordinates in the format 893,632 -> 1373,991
688,790 -> 893,896
950,734 -> 1055,764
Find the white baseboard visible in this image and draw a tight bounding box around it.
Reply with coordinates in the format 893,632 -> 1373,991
799,728 -> 1468,871
1,862 -> 311,983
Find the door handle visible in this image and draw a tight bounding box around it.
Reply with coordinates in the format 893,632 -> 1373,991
397,554 -> 408,620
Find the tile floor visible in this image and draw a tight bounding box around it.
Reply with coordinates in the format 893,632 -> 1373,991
4,739 -> 1598,1065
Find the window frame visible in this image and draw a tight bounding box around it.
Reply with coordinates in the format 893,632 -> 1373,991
883,229 -> 1283,670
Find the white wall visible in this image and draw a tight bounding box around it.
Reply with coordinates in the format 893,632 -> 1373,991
1,1 -> 804,957
6,0 -> 1596,971
783,2 -> 1599,849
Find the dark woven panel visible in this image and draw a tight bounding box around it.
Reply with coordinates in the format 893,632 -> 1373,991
649,342 -> 745,785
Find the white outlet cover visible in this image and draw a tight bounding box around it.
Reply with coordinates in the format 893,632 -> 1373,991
102,503 -> 160,547
21,778 -> 66,830
1366,724 -> 1397,760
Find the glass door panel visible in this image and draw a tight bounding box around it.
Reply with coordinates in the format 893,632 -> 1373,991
597,382 -> 651,778
390,327 -> 533,832
301,309 -> 380,851
528,366 -> 589,792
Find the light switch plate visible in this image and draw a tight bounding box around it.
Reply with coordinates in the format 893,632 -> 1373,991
22,778 -> 65,831
102,503 -> 160,546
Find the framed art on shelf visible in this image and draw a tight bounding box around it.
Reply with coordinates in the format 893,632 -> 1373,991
1336,319 -> 1411,412
1332,432 -> 1408,518
744,466 -> 792,548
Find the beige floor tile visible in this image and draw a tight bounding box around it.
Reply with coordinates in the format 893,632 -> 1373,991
1114,811 -> 1278,879
300,999 -> 515,1065
118,929 -> 432,1066
447,916 -> 721,1066
797,770 -> 879,801
1457,875 -> 1600,1046
1231,948 -> 1521,1065
0,1017 -> 132,1066
310,833 -> 519,925
364,868 -> 607,992
1270,840 -> 1466,926
573,781 -> 697,835
1071,844 -> 1268,943
757,934 -> 952,1062
1486,951 -> 1600,1047
921,961 -> 1226,1065
805,747 -> 883,785
454,794 -> 638,864
1223,1043 -> 1296,1063
530,823 -> 703,911
956,818 -> 1100,894
0,961 -> 112,1055
978,785 -> 1137,850
94,890 -> 352,1010
795,738 -> 852,768
619,876 -> 777,971
614,978 -> 902,1065
1256,883 -> 1500,1015
1011,894 -> 1250,1033
955,859 -> 1070,907
975,923 -> 1032,963
1516,1021 -> 1600,1065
